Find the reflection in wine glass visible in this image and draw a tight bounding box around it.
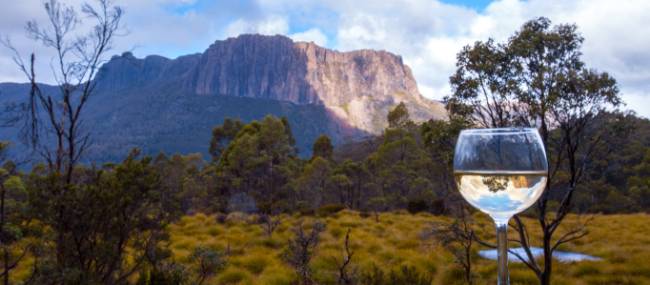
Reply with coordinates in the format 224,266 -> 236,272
453,128 -> 548,285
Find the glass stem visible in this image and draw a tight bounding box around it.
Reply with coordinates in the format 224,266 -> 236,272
496,219 -> 510,285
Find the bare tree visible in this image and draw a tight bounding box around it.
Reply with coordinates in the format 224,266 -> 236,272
2,1 -> 126,284
259,214 -> 281,237
283,220 -> 325,285
336,228 -> 356,285
190,246 -> 226,285
422,205 -> 475,285
3,0 -> 123,182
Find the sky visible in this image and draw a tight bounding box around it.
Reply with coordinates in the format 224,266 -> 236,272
1,0 -> 649,118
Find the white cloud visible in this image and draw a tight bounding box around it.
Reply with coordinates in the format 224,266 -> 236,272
621,91 -> 650,118
289,28 -> 328,46
225,16 -> 289,37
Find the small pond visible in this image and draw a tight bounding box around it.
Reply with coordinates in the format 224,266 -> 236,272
479,247 -> 602,263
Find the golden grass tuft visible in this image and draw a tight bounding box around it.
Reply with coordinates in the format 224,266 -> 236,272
217,267 -> 252,284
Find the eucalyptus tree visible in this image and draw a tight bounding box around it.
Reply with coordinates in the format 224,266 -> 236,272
447,17 -> 623,284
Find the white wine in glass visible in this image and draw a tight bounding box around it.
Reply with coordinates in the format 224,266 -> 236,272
453,128 -> 548,285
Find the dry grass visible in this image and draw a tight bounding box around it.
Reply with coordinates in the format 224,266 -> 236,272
166,211 -> 650,285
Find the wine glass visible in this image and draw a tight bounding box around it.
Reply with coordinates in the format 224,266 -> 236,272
453,128 -> 548,285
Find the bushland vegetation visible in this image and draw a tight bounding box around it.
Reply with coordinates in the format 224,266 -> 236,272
0,1 -> 649,283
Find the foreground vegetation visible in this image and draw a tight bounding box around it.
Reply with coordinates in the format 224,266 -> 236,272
160,211 -> 650,285
7,211 -> 650,284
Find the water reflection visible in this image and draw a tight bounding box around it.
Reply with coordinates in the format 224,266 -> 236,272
479,247 -> 602,263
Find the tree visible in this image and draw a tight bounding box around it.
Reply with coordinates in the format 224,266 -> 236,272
3,1 -> 126,282
209,118 -> 244,162
217,116 -> 298,213
153,153 -> 209,215
25,149 -> 173,284
335,229 -> 356,285
423,209 -> 475,285
387,102 -> 411,129
3,0 -> 124,183
293,157 -> 331,210
328,173 -> 353,208
629,150 -> 650,210
421,117 -> 476,284
190,246 -> 226,285
283,220 -> 326,285
367,126 -> 433,210
0,143 -> 29,285
259,214 -> 281,237
332,160 -> 369,209
312,135 -> 333,160
447,17 -> 623,284
421,116 -> 471,213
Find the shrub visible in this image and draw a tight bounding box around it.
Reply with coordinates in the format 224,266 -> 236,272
429,199 -> 446,215
136,263 -> 188,285
317,204 -> 345,217
296,201 -> 315,216
358,264 -> 386,285
406,200 -> 428,214
241,255 -> 270,274
190,246 -> 226,284
388,264 -> 433,285
283,220 -> 326,284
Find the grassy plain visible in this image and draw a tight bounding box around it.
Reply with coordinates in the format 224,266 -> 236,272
166,211 -> 650,285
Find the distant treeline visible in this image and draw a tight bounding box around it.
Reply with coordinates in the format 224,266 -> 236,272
8,104 -> 646,219
152,107 -> 650,215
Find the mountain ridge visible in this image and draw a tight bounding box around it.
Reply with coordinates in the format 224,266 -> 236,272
96,34 -> 446,134
0,34 -> 445,162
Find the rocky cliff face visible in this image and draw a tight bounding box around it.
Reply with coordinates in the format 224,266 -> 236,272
97,34 -> 446,134
294,41 -> 446,133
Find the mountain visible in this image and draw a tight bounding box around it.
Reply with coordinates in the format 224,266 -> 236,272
0,34 -> 445,163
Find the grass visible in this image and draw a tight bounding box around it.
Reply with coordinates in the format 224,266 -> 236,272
164,211 -> 650,285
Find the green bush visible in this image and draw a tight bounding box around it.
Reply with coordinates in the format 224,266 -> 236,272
317,204 -> 345,217
406,200 -> 428,214
296,201 -> 315,216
